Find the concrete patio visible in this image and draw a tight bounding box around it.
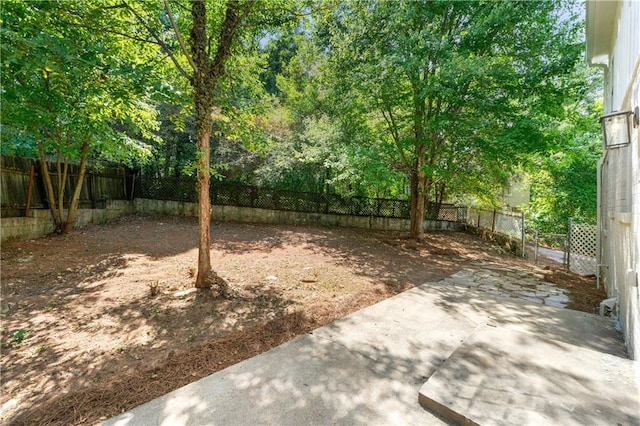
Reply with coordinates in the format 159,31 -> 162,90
104,271 -> 639,426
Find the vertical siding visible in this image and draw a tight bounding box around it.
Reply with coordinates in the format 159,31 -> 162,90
599,0 -> 640,359
610,1 -> 640,110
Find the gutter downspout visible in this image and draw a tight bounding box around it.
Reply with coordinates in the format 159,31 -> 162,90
596,157 -> 604,289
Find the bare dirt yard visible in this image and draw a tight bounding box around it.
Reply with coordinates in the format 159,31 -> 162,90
0,214 -> 606,425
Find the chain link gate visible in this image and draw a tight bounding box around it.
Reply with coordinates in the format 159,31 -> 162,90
531,231 -> 568,266
567,218 -> 597,276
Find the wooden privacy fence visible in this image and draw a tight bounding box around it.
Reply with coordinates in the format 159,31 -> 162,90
1,155 -> 135,217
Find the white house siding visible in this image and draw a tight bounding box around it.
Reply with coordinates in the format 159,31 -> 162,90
590,0 -> 640,360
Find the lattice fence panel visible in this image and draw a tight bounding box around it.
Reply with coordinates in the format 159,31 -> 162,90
437,205 -> 460,221
568,222 -> 597,275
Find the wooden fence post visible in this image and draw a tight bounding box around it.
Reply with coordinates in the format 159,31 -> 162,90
521,211 -> 525,258
87,171 -> 96,209
24,162 -> 35,217
121,168 -> 127,199
130,171 -> 137,201
566,217 -> 572,272
34,159 -> 48,209
492,210 -> 497,233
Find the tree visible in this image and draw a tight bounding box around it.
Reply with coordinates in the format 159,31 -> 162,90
1,0 -> 159,233
255,29 -> 408,198
316,0 -> 584,240
119,0 -> 296,288
523,64 -> 603,233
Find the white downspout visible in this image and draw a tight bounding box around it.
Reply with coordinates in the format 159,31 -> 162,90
597,157 -> 603,289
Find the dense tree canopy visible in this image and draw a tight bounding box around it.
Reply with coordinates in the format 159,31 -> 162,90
310,0 -> 586,238
522,66 -> 603,233
2,0 -> 600,257
1,0 -> 160,232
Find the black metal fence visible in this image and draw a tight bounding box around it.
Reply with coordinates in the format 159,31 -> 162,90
136,176 -> 465,221
1,153 -> 466,222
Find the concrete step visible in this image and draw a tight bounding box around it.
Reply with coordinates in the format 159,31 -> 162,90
419,321 -> 639,425
418,282 -> 638,425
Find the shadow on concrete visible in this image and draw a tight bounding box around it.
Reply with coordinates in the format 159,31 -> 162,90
418,324 -> 638,425
428,283 -> 626,357
104,283 -> 636,426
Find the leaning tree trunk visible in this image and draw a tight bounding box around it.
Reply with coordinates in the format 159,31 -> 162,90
37,140 -> 64,232
63,140 -> 90,234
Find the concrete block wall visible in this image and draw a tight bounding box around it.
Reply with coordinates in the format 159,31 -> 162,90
1,200 -> 135,243
134,198 -> 462,232
1,198 -> 462,243
133,198 -> 199,217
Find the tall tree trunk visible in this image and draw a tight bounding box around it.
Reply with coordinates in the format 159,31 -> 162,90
56,147 -> 64,216
194,110 -> 213,288
435,182 -> 446,211
63,139 -> 90,234
409,83 -> 427,241
409,144 -> 427,241
191,0 -> 214,288
187,0 -> 247,288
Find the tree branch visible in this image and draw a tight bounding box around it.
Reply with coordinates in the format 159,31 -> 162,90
210,0 -> 255,79
92,25 -> 156,45
54,5 -> 158,46
164,0 -> 197,73
121,1 -> 192,81
377,97 -> 409,167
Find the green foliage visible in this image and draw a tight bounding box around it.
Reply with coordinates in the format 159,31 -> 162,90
10,330 -> 28,347
1,0 -> 161,165
253,26 -> 408,197
240,0 -> 596,216
1,0 -> 601,234
314,0 -> 585,204
523,79 -> 602,233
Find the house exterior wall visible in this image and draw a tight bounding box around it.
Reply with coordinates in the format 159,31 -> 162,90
503,180 -> 530,210
589,0 -> 640,360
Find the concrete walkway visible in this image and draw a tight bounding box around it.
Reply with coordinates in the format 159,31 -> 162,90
104,270 -> 639,426
536,246 -> 566,264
